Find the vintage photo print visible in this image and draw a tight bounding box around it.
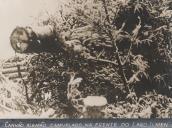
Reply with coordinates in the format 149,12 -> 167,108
0,0 -> 172,119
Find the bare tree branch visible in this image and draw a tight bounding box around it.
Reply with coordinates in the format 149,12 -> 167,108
101,0 -> 130,93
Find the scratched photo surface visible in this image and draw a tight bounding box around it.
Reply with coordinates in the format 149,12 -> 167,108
0,0 -> 171,118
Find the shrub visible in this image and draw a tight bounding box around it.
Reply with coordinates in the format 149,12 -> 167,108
24,0 -> 172,118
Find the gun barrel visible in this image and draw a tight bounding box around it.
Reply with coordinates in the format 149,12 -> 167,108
10,25 -> 57,53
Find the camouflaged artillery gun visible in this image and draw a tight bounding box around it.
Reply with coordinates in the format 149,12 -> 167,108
9,25 -> 98,54
8,25 -> 89,82
9,25 -> 108,118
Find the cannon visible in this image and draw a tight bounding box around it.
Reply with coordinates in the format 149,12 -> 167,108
10,25 -> 96,54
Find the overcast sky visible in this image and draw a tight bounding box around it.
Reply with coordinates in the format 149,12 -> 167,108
0,0 -> 67,59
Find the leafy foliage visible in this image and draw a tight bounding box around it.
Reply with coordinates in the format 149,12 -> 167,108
20,0 -> 172,118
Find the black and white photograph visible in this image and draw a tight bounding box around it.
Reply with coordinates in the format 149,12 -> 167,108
0,0 -> 172,119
